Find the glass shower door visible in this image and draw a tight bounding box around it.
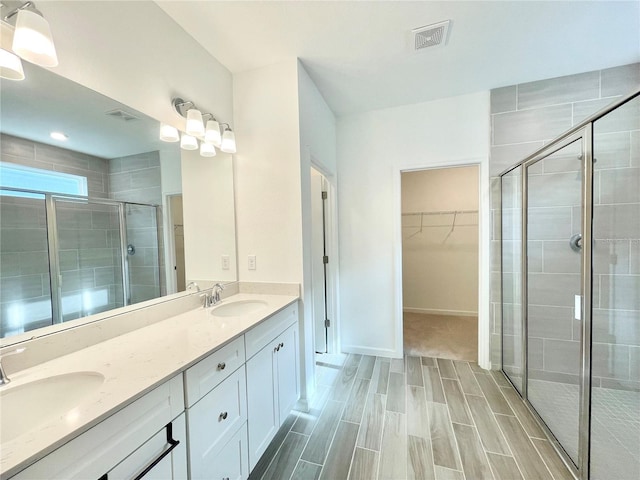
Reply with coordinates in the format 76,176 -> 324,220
526,136 -> 585,466
54,198 -> 124,321
589,94 -> 640,480
123,203 -> 161,305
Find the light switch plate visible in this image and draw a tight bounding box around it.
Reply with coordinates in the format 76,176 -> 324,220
248,255 -> 256,270
221,255 -> 230,270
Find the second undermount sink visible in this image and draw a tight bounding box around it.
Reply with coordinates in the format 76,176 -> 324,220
211,300 -> 269,317
0,371 -> 105,442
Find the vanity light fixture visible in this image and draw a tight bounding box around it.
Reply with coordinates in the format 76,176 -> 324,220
163,97 -> 237,157
159,123 -> 180,142
180,133 -> 198,151
220,124 -> 236,154
185,108 -> 205,137
204,117 -> 221,147
4,1 -> 58,67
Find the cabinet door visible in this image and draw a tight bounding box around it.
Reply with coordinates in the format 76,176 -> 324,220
276,324 -> 299,424
246,341 -> 278,470
188,368 -> 247,479
108,414 -> 187,480
209,423 -> 249,480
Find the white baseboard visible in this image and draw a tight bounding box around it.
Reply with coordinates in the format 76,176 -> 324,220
403,307 -> 478,317
341,344 -> 400,358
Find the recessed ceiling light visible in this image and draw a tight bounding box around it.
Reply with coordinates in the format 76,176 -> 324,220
50,131 -> 68,141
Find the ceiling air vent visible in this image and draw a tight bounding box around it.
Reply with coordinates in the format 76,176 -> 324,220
105,109 -> 139,122
411,20 -> 451,52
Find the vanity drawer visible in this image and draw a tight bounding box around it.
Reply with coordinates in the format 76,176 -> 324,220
184,335 -> 245,408
187,367 -> 247,476
244,302 -> 297,359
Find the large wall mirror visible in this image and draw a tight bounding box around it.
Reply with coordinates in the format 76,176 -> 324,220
0,62 -> 237,341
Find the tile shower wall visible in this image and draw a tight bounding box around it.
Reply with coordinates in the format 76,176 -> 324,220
489,64 -> 640,385
0,134 -> 122,336
108,151 -> 165,303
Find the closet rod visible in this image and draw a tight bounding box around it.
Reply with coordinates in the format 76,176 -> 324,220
402,209 -> 478,216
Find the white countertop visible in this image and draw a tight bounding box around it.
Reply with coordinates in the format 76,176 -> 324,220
0,293 -> 298,478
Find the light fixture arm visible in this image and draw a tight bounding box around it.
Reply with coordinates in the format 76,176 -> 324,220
220,122 -> 232,131
3,1 -> 39,22
172,98 -> 196,118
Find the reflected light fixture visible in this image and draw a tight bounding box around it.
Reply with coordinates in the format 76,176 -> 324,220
3,1 -> 58,69
220,124 -> 236,154
159,123 -> 179,142
166,97 -> 237,157
0,22 -> 24,80
200,141 -> 216,157
180,133 -> 198,151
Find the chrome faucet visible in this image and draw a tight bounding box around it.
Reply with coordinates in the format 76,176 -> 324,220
203,283 -> 225,307
0,347 -> 26,386
186,281 -> 201,292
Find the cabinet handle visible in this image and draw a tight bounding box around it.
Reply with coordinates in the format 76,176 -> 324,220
217,362 -> 226,370
219,411 -> 228,421
129,423 -> 180,480
280,342 -> 284,349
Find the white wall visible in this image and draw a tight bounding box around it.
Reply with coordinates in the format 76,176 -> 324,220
401,166 -> 479,315
40,1 -> 233,130
233,60 -> 303,283
337,92 -> 490,357
181,150 -> 237,286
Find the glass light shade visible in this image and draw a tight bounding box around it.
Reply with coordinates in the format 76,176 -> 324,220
180,133 -> 198,151
221,129 -> 236,154
186,109 -> 204,137
204,120 -> 221,147
0,48 -> 25,80
12,9 -> 58,67
200,141 -> 217,157
159,123 -> 180,142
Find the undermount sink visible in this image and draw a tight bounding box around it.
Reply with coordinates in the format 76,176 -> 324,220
0,371 -> 105,442
211,300 -> 269,317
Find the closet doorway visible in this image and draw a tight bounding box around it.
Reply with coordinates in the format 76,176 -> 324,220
401,165 -> 479,361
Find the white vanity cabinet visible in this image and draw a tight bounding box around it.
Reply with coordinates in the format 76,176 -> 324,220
245,304 -> 299,470
11,375 -> 186,480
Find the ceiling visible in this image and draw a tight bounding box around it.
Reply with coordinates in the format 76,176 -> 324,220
157,0 -> 640,116
0,62 -> 172,159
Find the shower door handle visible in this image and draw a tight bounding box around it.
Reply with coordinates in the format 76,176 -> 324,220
569,233 -> 582,252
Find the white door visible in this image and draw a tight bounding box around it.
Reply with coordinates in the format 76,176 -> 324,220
246,342 -> 278,470
311,169 -> 328,352
276,324 -> 299,423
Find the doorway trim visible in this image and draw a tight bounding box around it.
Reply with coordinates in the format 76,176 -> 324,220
393,156 -> 491,369
310,161 -> 340,355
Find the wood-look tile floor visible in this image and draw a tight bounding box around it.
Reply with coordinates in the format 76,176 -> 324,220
249,354 -> 574,480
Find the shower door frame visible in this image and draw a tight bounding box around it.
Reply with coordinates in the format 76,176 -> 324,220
499,89 -> 640,480
507,127 -> 593,480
